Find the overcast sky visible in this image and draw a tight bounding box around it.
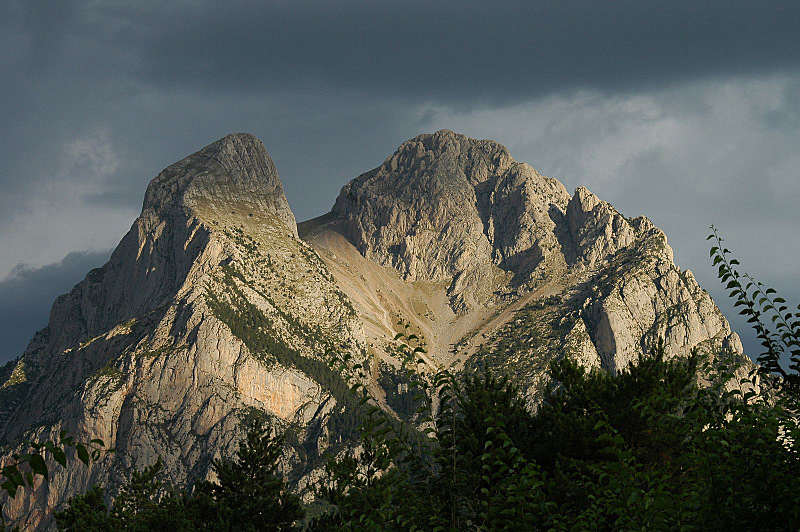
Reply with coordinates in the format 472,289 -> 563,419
2,0 -> 799,364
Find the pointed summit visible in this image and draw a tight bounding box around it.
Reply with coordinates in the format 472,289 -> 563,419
23,134 -> 301,362
0,133 -> 358,530
144,133 -> 296,235
331,129 -> 570,311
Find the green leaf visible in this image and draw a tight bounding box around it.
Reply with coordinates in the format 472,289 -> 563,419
26,454 -> 48,480
76,444 -> 90,465
627,491 -> 639,506
52,446 -> 67,468
2,480 -> 18,498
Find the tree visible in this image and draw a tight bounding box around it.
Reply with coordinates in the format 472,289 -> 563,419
312,323 -> 800,530
190,416 -> 305,531
56,417 -> 303,531
51,486 -> 113,532
56,458 -> 194,532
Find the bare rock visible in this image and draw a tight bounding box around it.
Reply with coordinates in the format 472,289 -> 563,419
332,130 -> 570,311
0,134 -> 362,530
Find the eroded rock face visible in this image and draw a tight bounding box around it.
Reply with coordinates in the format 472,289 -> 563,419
0,131 -> 746,529
144,133 -> 297,234
567,186 -> 643,269
0,134 -> 364,530
326,130 -> 743,383
332,130 -> 571,311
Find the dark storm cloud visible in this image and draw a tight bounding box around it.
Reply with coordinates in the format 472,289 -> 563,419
3,0 -> 797,214
0,250 -> 111,364
130,1 -> 800,103
8,1 -> 800,106
2,0 -> 799,223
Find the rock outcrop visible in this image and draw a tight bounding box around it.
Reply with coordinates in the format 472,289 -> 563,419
318,130 -> 742,386
0,134 -> 365,530
332,130 -> 571,312
0,130 -> 745,529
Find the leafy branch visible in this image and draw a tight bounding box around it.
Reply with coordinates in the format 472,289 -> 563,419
708,226 -> 800,390
1,431 -> 110,500
1,431 -> 111,531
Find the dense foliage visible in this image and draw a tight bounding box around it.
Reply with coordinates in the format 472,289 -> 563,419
311,337 -> 800,531
55,418 -> 304,531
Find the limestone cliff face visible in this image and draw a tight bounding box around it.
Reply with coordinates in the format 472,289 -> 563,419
0,131 -> 746,529
0,134 -> 364,530
332,130 -> 571,312
322,130 -> 742,387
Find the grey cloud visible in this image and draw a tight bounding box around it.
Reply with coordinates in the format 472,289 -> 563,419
0,250 -> 111,364
4,0 -> 799,227
132,1 -> 800,104
8,1 -> 800,108
81,189 -> 144,210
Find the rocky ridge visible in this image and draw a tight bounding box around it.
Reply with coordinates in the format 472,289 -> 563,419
1,130 -> 743,529
0,134 -> 366,530
317,130 -> 740,381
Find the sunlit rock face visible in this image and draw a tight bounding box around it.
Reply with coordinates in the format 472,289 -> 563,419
0,134 -> 365,530
332,129 -> 572,312
0,131 -> 743,529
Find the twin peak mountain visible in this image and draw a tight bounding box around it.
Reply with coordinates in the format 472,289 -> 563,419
0,130 -> 741,529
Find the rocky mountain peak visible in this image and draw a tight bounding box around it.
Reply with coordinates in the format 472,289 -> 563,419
331,130 -> 571,310
143,133 -> 296,235
566,186 -> 673,268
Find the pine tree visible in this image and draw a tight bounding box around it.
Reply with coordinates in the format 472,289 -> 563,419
190,417 -> 304,531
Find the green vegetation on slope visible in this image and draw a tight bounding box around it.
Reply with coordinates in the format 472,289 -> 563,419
205,264 -> 361,442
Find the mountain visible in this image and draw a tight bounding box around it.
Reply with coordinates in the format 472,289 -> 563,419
305,130 -> 740,385
0,130 -> 742,529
